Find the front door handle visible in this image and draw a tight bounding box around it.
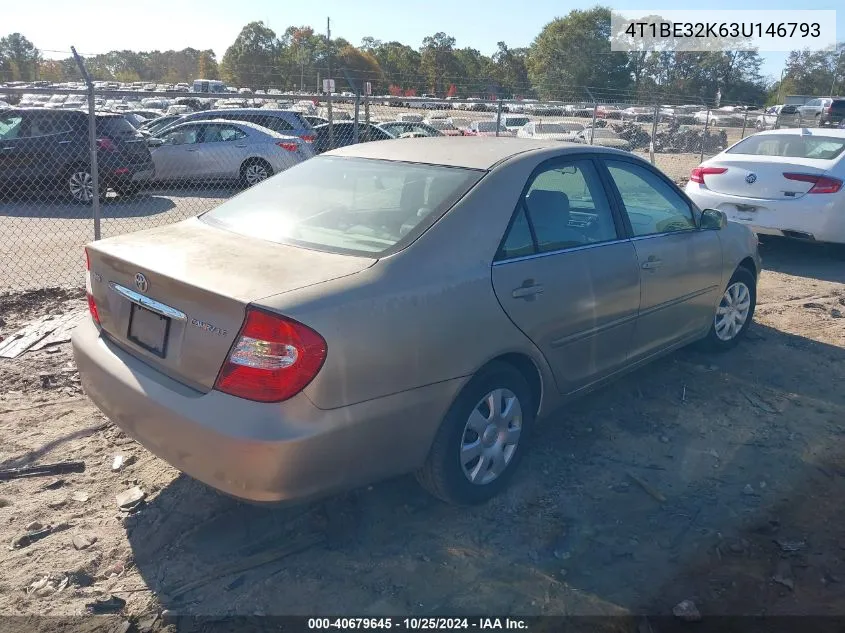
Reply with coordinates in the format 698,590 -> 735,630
185,148 -> 198,152
641,258 -> 663,271
512,280 -> 544,300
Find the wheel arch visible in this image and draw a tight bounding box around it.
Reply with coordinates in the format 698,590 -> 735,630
473,352 -> 545,418
736,255 -> 758,280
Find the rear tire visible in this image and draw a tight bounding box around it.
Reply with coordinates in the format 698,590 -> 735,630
240,159 -> 273,187
698,267 -> 756,352
416,362 -> 534,505
67,168 -> 102,205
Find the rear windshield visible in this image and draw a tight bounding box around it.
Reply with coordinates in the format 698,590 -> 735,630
96,116 -> 139,137
202,156 -> 484,256
505,117 -> 529,127
726,134 -> 845,160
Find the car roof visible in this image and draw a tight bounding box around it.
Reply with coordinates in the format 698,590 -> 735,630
325,137 -> 629,170
751,128 -> 845,138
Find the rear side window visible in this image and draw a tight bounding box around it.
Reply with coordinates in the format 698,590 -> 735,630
727,134 -> 845,160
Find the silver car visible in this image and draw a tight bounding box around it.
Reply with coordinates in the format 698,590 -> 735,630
149,120 -> 315,185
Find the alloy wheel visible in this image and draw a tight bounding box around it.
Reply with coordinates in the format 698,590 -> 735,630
69,171 -> 94,203
244,163 -> 270,185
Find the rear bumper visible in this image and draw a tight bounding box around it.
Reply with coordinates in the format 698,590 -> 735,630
685,185 -> 845,245
71,317 -> 463,502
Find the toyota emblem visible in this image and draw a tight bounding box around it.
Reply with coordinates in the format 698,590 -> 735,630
745,173 -> 757,184
134,273 -> 149,293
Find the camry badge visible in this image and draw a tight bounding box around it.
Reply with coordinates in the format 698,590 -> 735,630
134,273 -> 149,293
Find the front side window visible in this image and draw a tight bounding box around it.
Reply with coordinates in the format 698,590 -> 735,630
605,160 -> 695,237
202,156 -> 483,256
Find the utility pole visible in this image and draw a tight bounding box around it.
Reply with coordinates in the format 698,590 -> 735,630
326,17 -> 334,150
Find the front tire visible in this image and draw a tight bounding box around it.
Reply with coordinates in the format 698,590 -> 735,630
699,267 -> 756,352
416,362 -> 534,505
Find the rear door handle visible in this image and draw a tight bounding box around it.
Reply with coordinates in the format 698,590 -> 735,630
641,259 -> 663,270
58,140 -> 72,145
512,282 -> 544,300
185,148 -> 198,152
235,143 -> 247,148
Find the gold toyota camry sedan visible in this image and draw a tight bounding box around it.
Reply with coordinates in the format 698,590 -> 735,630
72,137 -> 761,505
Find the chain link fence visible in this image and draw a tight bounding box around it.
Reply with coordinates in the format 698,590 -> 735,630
1,84 -> 775,292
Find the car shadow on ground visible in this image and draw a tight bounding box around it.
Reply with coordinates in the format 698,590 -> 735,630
122,321 -> 845,617
0,193 -> 176,219
759,237 -> 845,284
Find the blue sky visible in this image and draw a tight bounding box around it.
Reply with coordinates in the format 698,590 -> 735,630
7,0 -> 841,83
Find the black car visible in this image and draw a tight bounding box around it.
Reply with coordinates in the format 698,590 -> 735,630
312,121 -> 394,153
0,108 -> 154,203
821,99 -> 845,127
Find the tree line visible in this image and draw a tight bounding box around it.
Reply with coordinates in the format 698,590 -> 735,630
2,7 -> 843,105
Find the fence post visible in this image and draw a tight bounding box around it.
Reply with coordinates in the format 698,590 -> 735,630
495,99 -> 503,137
650,103 -> 659,165
700,105 -> 711,164
72,46 -> 100,241
364,92 -> 370,128
741,109 -> 749,138
590,103 -> 598,144
353,92 -> 360,144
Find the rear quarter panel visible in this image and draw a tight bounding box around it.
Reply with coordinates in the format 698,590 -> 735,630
260,155 -> 561,415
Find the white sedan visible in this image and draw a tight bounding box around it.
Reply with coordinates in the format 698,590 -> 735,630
685,128 -> 845,244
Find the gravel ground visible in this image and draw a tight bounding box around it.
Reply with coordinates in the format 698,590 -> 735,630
1,237 -> 844,631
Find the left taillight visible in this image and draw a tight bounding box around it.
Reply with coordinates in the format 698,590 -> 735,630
85,248 -> 100,325
214,307 -> 327,403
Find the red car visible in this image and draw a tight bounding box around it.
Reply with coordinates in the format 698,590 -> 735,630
595,105 -> 621,119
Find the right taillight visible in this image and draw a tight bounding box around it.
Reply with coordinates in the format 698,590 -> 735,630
214,307 -> 327,403
783,172 -> 843,194
301,134 -> 315,143
84,248 -> 100,325
690,166 -> 728,184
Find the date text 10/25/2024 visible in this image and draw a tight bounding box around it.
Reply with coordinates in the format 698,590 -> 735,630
307,618 -> 529,630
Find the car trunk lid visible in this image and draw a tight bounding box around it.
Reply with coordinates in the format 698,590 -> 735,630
699,155 -> 831,200
86,218 -> 376,392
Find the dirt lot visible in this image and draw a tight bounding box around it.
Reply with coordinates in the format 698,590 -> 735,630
1,238 -> 845,629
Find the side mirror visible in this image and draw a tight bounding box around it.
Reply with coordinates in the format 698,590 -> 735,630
147,137 -> 165,148
700,208 -> 727,230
